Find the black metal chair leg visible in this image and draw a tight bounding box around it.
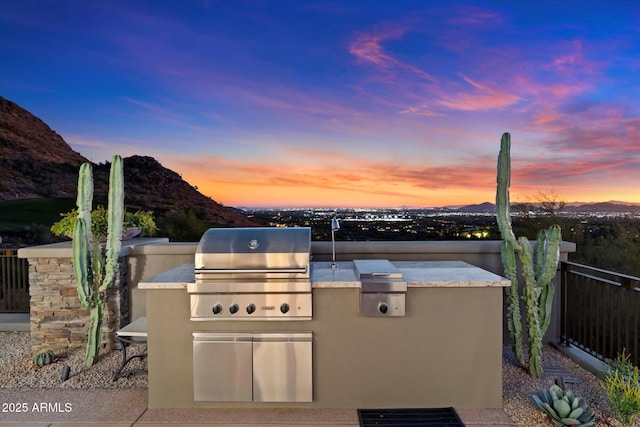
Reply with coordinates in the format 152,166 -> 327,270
113,336 -> 148,381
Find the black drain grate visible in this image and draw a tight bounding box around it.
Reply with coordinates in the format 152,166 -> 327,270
358,407 -> 465,426
543,368 -> 579,384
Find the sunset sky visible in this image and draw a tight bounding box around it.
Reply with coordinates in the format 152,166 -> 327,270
2,0 -> 639,208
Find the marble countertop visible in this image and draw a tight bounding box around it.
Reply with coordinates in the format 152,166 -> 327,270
139,260 -> 510,289
139,263 -> 195,289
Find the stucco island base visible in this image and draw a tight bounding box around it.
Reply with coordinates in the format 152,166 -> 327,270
145,272 -> 504,409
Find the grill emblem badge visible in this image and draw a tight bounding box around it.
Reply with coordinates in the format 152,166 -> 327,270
248,239 -> 259,250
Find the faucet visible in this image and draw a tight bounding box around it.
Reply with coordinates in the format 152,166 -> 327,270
331,217 -> 340,269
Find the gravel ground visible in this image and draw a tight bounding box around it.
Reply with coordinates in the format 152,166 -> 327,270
1,331 -> 639,426
0,331 -> 147,389
503,345 -> 640,427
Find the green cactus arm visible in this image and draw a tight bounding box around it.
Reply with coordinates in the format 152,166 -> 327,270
100,155 -> 124,292
519,237 -> 539,288
518,236 -> 545,378
496,132 -> 517,244
75,163 -> 94,243
534,227 -> 548,279
72,217 -> 92,310
502,239 -> 525,365
84,303 -> 103,367
536,225 -> 562,335
501,239 -> 518,284
496,132 -> 527,366
90,241 -> 104,296
535,228 -> 552,334
536,225 -> 562,285
539,276 -> 555,335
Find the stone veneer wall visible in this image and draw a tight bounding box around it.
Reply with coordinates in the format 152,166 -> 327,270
28,256 -> 129,356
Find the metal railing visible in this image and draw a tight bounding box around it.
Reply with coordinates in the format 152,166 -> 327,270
561,261 -> 640,367
0,249 -> 30,313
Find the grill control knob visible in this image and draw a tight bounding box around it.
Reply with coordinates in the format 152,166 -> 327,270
246,304 -> 256,314
280,303 -> 290,314
378,303 -> 389,314
212,304 -> 223,315
229,304 -> 239,314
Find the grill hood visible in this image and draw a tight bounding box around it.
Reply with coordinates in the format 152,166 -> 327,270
195,227 -> 311,281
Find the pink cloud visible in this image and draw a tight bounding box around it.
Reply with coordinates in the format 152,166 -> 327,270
348,25 -> 438,83
220,84 -> 362,119
534,103 -> 640,157
533,111 -> 563,126
437,75 -> 522,111
445,5 -> 504,27
549,40 -> 603,76
347,21 -> 529,114
398,105 -> 440,117
349,26 -> 405,67
510,142 -> 639,194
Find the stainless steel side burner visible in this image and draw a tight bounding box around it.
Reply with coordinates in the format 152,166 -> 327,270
354,259 -> 407,317
188,227 -> 312,321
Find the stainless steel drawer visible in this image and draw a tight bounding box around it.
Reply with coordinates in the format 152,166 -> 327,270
253,332 -> 313,402
192,332 -> 253,401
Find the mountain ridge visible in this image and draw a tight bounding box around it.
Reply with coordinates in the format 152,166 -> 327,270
454,201 -> 640,214
0,96 -> 257,227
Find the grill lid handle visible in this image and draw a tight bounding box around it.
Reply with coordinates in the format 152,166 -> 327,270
195,267 -> 308,275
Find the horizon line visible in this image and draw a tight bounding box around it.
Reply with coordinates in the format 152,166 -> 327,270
237,199 -> 640,210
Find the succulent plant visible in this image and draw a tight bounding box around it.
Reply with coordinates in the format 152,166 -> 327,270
33,350 -> 55,367
532,380 -> 596,426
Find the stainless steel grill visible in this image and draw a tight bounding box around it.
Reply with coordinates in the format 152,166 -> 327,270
188,227 -> 312,320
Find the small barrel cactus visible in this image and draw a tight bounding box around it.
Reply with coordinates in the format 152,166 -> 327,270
33,350 -> 56,367
531,380 -> 596,426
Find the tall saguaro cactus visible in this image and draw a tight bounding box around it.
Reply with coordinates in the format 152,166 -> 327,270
72,155 -> 124,367
496,133 -> 562,379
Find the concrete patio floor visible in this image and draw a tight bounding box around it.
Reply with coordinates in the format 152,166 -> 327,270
0,388 -> 516,426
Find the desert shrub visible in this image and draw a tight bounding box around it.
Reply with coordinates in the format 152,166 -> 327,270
51,206 -> 157,239
604,350 -> 640,425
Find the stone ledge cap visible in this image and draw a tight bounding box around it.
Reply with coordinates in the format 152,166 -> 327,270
18,237 -> 169,259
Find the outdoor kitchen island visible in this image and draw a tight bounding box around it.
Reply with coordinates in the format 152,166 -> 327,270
139,259 -> 511,409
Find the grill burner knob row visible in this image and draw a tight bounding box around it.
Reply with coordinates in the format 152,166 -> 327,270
280,303 -> 290,314
229,304 -> 239,314
212,304 -> 222,314
246,304 -> 256,314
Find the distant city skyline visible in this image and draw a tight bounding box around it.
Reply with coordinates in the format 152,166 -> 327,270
242,200 -> 640,211
2,1 -> 639,208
